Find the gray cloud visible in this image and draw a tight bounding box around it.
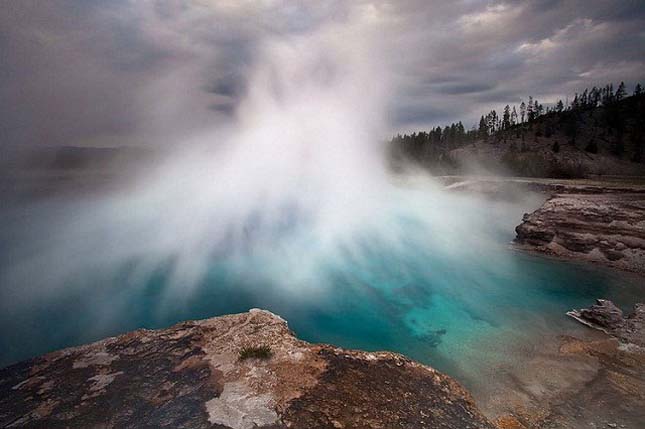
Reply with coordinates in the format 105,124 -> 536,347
435,83 -> 497,96
383,0 -> 645,129
1,0 -> 644,146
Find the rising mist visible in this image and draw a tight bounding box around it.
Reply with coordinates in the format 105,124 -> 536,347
0,5 -> 548,369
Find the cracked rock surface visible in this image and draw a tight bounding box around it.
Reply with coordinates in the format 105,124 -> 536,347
0,309 -> 494,428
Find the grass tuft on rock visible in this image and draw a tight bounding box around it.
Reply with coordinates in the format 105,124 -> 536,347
238,345 -> 272,361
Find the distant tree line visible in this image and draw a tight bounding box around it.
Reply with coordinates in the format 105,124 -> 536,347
389,80 -> 645,169
388,121 -> 478,164
556,81 -> 644,160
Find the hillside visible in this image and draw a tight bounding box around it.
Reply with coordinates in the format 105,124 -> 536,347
391,90 -> 645,178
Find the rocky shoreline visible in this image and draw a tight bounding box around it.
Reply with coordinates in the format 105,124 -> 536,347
497,300 -> 645,429
445,177 -> 645,427
442,176 -> 645,275
2,304 -> 643,429
514,192 -> 645,275
0,309 -> 494,429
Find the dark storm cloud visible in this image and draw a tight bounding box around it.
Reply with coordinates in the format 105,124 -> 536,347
384,0 -> 645,131
1,0 -> 644,146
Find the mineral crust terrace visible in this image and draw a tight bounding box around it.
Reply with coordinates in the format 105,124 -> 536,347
515,192 -> 645,275
0,309 -> 494,429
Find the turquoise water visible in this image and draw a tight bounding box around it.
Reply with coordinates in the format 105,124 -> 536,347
0,189 -> 643,393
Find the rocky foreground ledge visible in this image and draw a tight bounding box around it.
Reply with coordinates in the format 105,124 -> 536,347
0,309 -> 494,429
515,192 -> 645,274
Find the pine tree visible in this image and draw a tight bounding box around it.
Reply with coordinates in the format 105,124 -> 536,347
534,100 -> 541,117
502,105 -> 511,130
616,81 -> 626,101
602,86 -> 610,105
635,83 -> 643,96
511,106 -> 518,125
590,87 -> 600,107
485,112 -> 493,134
527,96 -> 535,122
581,89 -> 588,107
457,121 -> 465,137
556,100 -> 564,112
526,96 -> 535,122
519,101 -> 526,123
602,84 -> 615,105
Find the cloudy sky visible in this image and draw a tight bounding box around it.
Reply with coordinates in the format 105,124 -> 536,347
1,0 -> 644,148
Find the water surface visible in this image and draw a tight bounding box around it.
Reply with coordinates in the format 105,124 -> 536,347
0,185 -> 642,397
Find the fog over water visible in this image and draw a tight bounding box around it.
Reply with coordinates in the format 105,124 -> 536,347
1,18 -> 533,312
3,16 -> 394,299
1,6 -> 643,404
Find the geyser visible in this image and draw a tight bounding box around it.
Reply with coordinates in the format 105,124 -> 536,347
1,17 -> 400,300
2,8 -> 643,409
0,16 -> 547,340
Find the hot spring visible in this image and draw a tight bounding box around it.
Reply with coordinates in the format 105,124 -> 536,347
1,180 -> 642,401
0,25 -> 643,408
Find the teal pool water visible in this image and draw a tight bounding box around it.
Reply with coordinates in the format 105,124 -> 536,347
0,188 -> 643,394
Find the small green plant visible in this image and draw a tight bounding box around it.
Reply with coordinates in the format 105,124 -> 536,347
238,345 -> 272,361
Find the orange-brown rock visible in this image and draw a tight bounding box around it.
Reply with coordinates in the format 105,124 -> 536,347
0,309 -> 494,429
